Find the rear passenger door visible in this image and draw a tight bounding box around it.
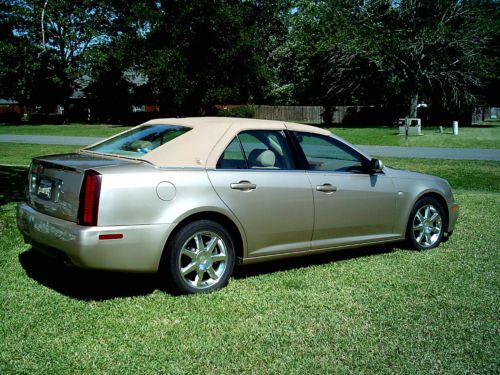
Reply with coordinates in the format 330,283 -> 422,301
207,130 -> 314,258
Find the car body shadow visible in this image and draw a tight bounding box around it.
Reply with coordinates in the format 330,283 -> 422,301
19,249 -> 158,301
19,243 -> 401,301
233,244 -> 399,279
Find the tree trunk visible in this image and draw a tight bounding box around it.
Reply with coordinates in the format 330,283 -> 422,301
409,92 -> 418,118
322,105 -> 333,125
62,96 -> 71,124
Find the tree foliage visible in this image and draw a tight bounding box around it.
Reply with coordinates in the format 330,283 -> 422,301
325,0 -> 497,116
126,0 -> 290,115
0,0 -> 498,122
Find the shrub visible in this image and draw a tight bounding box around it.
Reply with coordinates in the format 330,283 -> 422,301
27,113 -> 64,124
217,105 -> 255,118
0,112 -> 21,124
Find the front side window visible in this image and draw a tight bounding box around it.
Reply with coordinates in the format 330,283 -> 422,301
217,130 -> 294,170
294,132 -> 365,172
85,125 -> 190,157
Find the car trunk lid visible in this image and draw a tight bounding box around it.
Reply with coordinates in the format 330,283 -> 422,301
27,152 -> 137,223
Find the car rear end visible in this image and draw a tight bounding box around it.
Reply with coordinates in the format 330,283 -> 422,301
16,153 -> 177,272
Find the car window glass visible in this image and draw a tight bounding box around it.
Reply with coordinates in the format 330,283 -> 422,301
216,137 -> 247,169
295,132 -> 364,172
85,125 -> 189,157
239,130 -> 294,169
217,130 -> 294,170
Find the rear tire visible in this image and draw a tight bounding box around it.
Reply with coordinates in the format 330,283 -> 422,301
406,197 -> 446,251
160,220 -> 235,295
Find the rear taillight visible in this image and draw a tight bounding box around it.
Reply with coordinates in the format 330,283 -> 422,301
78,170 -> 102,226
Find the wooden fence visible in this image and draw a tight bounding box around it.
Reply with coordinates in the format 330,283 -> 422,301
254,105 -> 323,123
254,105 -> 497,125
254,105 -> 367,124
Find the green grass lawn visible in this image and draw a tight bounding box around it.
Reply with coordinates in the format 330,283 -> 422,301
1,148 -> 499,373
0,124 -> 128,137
331,126 -> 500,149
381,157 -> 500,192
0,143 -> 81,166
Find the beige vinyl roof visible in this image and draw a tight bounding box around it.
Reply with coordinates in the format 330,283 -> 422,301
135,117 -> 332,168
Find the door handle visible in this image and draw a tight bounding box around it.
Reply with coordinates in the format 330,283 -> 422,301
230,181 -> 257,191
316,183 -> 337,193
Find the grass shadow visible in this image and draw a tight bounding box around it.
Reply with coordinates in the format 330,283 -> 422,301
19,249 -> 158,301
233,243 -> 398,279
0,165 -> 28,205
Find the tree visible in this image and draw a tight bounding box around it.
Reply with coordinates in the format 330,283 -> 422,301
471,0 -> 500,107
9,0 -> 116,117
0,0 -> 66,112
114,0 -> 291,115
266,0 -> 339,106
327,0 -> 496,118
84,60 -> 132,123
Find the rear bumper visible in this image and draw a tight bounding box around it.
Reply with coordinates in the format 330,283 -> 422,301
17,202 -> 174,272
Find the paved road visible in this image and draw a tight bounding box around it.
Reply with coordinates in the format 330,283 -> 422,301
1,134 -> 499,161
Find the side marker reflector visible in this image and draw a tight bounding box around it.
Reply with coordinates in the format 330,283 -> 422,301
99,234 -> 123,240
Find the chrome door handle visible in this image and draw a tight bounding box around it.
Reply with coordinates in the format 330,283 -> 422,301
316,184 -> 337,193
230,181 -> 257,191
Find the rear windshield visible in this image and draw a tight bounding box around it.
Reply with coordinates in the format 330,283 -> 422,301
85,125 -> 190,157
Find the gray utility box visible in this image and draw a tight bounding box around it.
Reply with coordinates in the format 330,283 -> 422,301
398,118 -> 422,135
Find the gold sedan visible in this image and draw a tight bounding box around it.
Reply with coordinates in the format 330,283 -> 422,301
17,117 -> 459,294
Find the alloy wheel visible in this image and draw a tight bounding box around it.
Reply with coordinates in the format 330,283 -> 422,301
177,231 -> 229,290
412,204 -> 443,248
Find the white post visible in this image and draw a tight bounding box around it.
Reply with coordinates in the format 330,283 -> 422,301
405,116 -> 409,146
453,121 -> 459,135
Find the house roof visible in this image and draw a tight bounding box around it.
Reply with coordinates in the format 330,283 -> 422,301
0,99 -> 19,105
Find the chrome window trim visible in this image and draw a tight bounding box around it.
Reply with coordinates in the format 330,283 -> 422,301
206,168 -> 308,173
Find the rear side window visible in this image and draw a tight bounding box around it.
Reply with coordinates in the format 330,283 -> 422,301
85,125 -> 190,157
216,138 -> 247,169
217,130 -> 294,170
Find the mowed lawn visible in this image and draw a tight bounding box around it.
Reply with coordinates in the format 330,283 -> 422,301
331,125 -> 500,149
1,143 -> 82,165
0,147 -> 499,373
0,124 -> 128,137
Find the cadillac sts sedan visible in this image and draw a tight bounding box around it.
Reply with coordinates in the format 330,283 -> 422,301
17,117 -> 459,294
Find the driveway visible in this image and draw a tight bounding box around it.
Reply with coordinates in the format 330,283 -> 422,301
1,134 -> 499,161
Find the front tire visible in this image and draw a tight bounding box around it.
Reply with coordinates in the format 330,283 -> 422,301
406,197 -> 446,251
160,220 -> 235,294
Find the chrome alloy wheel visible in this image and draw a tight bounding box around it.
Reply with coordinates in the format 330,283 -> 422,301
412,204 -> 443,248
177,231 -> 228,290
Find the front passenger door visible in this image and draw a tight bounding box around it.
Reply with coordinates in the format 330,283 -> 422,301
294,132 -> 398,249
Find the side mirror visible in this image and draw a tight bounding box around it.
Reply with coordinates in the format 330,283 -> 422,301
369,158 -> 384,173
